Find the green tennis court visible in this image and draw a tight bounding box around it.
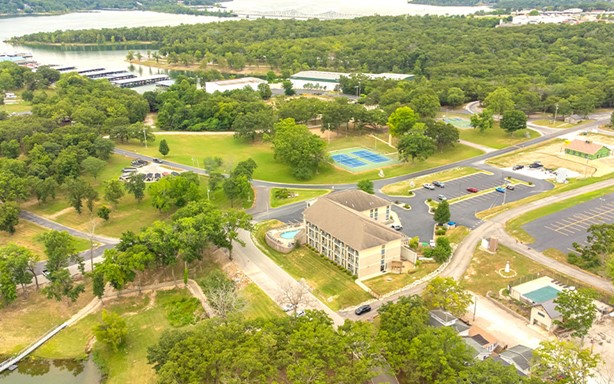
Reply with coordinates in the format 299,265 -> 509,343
523,286 -> 560,303
444,117 -> 472,129
329,147 -> 399,173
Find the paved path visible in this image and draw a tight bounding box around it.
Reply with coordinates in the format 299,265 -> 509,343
232,229 -> 345,326
20,210 -> 119,245
459,138 -> 496,153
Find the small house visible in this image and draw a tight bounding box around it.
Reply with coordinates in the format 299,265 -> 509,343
500,345 -> 534,376
428,309 -> 470,336
530,299 -> 561,332
565,139 -> 610,160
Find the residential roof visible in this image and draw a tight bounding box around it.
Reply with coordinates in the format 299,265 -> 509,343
566,139 -> 608,155
206,77 -> 266,86
471,334 -> 490,346
500,345 -> 534,372
304,197 -> 402,251
463,337 -> 490,358
534,299 -> 562,319
326,190 -> 391,212
430,309 -> 456,325
428,310 -> 470,334
469,325 -> 498,346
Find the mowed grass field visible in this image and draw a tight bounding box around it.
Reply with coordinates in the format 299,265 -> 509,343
254,221 -> 372,310
270,188 -> 330,208
459,123 -> 540,150
0,220 -> 91,259
117,134 -> 483,184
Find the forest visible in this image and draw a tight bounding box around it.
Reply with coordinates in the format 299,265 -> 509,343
409,0 -> 614,10
0,0 -> 233,16
11,16 -> 614,116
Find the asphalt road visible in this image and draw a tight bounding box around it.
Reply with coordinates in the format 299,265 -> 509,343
523,192 -> 614,253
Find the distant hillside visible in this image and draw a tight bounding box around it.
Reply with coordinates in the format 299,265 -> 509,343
407,0 -> 613,10
0,0 -> 233,16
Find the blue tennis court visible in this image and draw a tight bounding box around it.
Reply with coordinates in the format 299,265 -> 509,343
331,154 -> 367,168
352,150 -> 389,163
523,286 -> 560,303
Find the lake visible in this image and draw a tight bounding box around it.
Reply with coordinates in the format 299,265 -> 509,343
0,1 -> 489,83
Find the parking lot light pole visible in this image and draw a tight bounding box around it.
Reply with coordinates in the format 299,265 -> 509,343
143,129 -> 148,149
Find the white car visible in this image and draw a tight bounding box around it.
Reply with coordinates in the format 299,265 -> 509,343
281,303 -> 295,312
429,239 -> 436,248
391,223 -> 403,231
438,194 -> 447,201
423,183 -> 435,190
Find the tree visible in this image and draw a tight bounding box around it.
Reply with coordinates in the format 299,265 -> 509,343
65,178 -> 89,214
433,199 -> 451,225
410,93 -> 441,118
158,139 -> 170,157
277,282 -> 313,315
357,179 -> 374,194
569,223 -> 614,270
446,87 -> 466,108
39,230 -> 85,302
215,209 -> 253,260
554,288 -> 597,343
424,120 -> 459,150
223,175 -> 251,208
81,156 -> 106,179
500,110 -> 527,134
97,205 -> 111,221
483,87 -> 514,116
0,201 -> 20,234
272,118 -> 327,180
94,310 -> 128,352
387,106 -> 418,136
125,172 -> 146,202
282,79 -> 295,96
232,110 -> 275,142
0,244 -> 36,303
423,277 -> 472,317
126,50 -> 134,62
200,270 -> 245,318
458,357 -> 524,384
470,109 -> 494,133
424,236 -> 453,263
397,134 -> 436,163
104,179 -> 125,205
534,340 -> 601,384
258,82 -> 272,99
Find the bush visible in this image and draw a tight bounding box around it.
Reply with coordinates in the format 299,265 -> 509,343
427,198 -> 432,202
274,188 -> 292,199
436,229 -> 446,236
403,204 -> 410,209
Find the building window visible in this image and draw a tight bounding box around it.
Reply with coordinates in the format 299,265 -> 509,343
385,205 -> 390,220
380,245 -> 386,272
537,312 -> 545,318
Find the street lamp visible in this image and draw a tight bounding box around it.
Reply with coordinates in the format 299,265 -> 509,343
143,129 -> 148,149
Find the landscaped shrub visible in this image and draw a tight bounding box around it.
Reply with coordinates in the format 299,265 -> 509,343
427,198 -> 432,202
436,229 -> 446,236
404,204 -> 410,209
274,188 -> 292,199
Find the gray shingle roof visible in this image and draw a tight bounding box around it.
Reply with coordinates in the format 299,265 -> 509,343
326,190 -> 391,212
304,196 -> 402,251
535,299 -> 562,319
500,345 -> 534,372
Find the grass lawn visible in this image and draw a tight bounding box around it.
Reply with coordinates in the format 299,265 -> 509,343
0,102 -> 32,113
459,123 -> 540,150
505,186 -> 614,243
382,167 -> 485,196
240,282 -> 285,320
445,226 -> 471,245
23,154 -> 248,238
254,221 -> 372,310
363,262 -> 439,297
270,188 -> 330,208
477,174 -> 613,220
463,245 -> 549,296
0,221 -> 91,259
531,120 -> 574,129
117,135 -> 483,184
0,285 -> 94,356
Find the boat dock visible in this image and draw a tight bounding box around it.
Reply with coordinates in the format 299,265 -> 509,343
111,74 -> 170,88
77,67 -> 105,74
83,69 -> 128,79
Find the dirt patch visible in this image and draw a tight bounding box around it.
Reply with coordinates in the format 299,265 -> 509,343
488,139 -> 614,178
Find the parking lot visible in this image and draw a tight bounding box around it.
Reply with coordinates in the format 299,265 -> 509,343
523,193 -> 614,253
416,173 -> 511,201
120,159 -> 179,182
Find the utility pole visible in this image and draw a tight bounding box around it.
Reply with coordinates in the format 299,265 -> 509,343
143,129 -> 148,148
552,103 -> 559,124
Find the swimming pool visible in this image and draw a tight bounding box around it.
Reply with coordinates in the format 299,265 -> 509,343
280,229 -> 300,239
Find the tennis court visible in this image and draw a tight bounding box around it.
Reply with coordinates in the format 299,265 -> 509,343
444,117 -> 472,129
353,150 -> 390,163
523,286 -> 560,303
329,147 -> 399,173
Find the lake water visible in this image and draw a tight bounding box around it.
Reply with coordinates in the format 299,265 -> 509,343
0,356 -> 101,384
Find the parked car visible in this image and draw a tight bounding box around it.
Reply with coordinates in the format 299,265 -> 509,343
354,305 -> 372,315
466,187 -> 478,193
438,194 -> 447,201
281,303 -> 296,312
121,167 -> 137,173
529,161 -> 543,169
506,184 -> 515,190
512,165 -> 524,171
295,309 -> 306,317
423,183 -> 435,190
153,158 -> 163,164
391,223 -> 403,231
170,171 -> 180,176
433,181 -> 445,188
41,269 -> 50,278
429,239 -> 436,248
495,187 -> 506,193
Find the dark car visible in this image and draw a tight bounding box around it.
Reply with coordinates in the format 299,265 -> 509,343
506,184 -> 515,190
355,305 -> 372,315
529,161 -> 543,168
153,158 -> 163,164
433,181 -> 445,188
512,165 -> 524,171
466,187 -> 478,193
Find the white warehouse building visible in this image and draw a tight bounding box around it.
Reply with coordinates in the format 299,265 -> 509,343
290,70 -> 414,91
204,77 -> 267,93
